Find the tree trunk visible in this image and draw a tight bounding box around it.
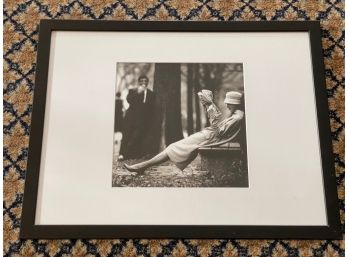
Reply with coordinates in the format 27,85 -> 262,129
193,64 -> 202,132
149,63 -> 183,152
187,64 -> 194,135
163,63 -> 184,145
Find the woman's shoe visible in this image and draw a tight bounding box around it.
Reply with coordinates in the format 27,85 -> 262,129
123,163 -> 146,174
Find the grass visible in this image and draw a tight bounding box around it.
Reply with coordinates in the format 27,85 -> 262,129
112,155 -> 247,187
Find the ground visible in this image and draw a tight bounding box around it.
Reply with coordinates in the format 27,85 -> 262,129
112,133 -> 248,187
113,156 -> 218,187
112,154 -> 249,187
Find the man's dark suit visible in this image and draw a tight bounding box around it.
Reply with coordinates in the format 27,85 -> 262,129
119,88 -> 155,159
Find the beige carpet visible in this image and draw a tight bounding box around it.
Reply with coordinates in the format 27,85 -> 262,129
3,0 -> 344,256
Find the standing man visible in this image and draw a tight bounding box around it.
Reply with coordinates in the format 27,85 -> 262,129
119,75 -> 155,160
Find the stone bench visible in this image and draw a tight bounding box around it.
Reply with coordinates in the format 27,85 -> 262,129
197,141 -> 248,187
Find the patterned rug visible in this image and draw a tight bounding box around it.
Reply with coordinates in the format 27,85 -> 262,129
3,0 -> 344,256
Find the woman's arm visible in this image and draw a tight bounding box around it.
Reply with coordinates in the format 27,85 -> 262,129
217,111 -> 244,137
198,90 -> 222,127
205,103 -> 222,127
217,118 -> 238,137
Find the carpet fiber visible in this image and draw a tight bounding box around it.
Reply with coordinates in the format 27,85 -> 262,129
3,0 -> 344,256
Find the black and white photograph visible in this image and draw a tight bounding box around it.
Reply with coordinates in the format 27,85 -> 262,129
112,62 -> 248,187
19,21 -> 341,239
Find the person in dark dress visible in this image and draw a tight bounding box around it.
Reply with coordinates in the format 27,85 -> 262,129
119,75 -> 155,160
114,92 -> 123,133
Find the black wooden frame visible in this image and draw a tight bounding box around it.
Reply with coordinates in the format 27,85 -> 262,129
20,20 -> 342,239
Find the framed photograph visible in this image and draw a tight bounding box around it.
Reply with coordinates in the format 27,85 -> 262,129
20,20 -> 342,239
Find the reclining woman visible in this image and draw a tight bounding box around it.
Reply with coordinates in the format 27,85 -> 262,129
124,90 -> 245,173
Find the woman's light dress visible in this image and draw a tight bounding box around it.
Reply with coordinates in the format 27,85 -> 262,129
165,104 -> 244,170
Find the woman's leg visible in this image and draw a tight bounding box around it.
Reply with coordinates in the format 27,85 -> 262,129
123,150 -> 169,172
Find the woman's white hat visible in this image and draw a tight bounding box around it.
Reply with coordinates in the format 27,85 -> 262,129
224,91 -> 242,105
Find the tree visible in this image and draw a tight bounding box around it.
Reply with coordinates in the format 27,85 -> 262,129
187,64 -> 194,135
145,63 -> 184,153
199,64 -> 227,126
193,64 -> 202,132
